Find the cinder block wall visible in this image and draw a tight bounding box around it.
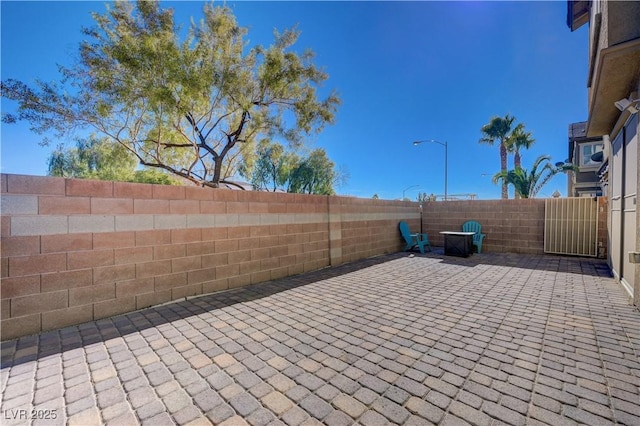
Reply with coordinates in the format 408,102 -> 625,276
1,174 -> 608,340
421,198 -> 608,256
0,174 -> 418,340
329,196 -> 421,264
422,199 -> 548,254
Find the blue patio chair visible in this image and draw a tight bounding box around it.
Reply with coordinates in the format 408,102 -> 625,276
399,221 -> 431,254
462,220 -> 486,253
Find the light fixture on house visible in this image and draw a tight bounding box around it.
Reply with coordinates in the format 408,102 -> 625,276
590,151 -> 604,162
614,97 -> 640,114
555,159 -> 573,167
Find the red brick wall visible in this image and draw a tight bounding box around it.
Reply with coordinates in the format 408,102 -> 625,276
1,174 -> 418,340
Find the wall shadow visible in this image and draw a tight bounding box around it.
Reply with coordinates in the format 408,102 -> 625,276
0,253 -> 406,369
424,247 -> 612,278
0,251 -> 613,369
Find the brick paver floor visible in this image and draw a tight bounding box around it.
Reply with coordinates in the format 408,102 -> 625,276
1,252 -> 639,425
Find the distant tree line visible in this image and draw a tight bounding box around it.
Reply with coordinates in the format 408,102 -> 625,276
47,137 -> 180,185
240,140 -> 346,195
47,136 -> 346,194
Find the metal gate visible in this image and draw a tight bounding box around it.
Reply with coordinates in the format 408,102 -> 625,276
544,197 -> 599,257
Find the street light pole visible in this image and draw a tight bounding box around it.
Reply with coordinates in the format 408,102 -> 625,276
402,184 -> 420,200
413,139 -> 448,201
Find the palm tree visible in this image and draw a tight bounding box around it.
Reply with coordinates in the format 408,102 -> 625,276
507,123 -> 535,169
479,114 -> 516,199
506,123 -> 535,198
492,155 -> 575,198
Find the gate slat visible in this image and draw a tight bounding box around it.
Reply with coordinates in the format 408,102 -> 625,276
544,197 -> 598,257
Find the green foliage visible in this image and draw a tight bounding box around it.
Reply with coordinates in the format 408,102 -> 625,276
241,140 -> 297,191
417,192 -> 437,202
132,169 -> 181,185
241,141 -> 345,195
48,138 -> 135,180
479,115 -> 516,147
48,137 -> 179,184
492,155 -> 575,198
479,114 -> 515,199
2,1 -> 340,187
479,114 -> 535,199
288,148 -> 338,195
506,123 -> 535,169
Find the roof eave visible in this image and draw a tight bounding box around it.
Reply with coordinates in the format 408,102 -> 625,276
586,38 -> 640,137
567,0 -> 590,32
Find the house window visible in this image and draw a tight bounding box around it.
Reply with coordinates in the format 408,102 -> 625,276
580,142 -> 604,167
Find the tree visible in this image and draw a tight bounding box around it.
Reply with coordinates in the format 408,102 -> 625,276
492,155 -> 575,198
48,138 -> 134,180
240,140 -> 296,192
48,137 -> 179,184
479,114 -> 516,199
507,123 -> 535,169
417,192 -> 437,202
240,141 -> 346,194
506,123 -> 535,199
2,1 -> 340,188
288,148 -> 339,195
132,169 -> 181,185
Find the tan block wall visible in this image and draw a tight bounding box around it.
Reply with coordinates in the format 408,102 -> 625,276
421,199 -> 547,254
329,197 -> 420,265
1,174 -> 416,340
421,197 -> 608,256
1,173 -> 608,340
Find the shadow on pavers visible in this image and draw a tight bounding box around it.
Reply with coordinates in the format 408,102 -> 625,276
424,247 -> 612,278
0,250 -> 612,369
0,252 -> 406,369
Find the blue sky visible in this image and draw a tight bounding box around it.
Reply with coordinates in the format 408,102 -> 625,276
1,1 -> 589,200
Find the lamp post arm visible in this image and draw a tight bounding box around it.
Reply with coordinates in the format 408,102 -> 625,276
402,184 -> 420,199
413,139 -> 448,201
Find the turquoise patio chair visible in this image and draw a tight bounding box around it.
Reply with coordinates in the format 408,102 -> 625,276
399,221 -> 431,254
462,220 -> 486,253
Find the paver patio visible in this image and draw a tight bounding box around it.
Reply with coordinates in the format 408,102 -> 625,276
1,251 -> 639,426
